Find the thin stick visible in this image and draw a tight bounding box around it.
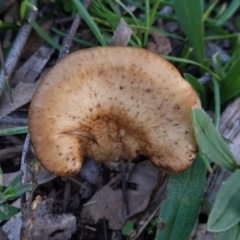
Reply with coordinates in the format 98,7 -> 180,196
0,0 -> 38,97
120,160 -> 129,216
0,145 -> 23,162
0,41 -> 12,101
58,0 -> 92,60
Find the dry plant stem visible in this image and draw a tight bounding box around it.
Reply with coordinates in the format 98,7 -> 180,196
0,0 -> 16,14
0,145 -> 23,162
55,16 -> 75,24
20,133 -> 31,239
58,0 -> 92,59
103,218 -> 108,240
132,205 -> 160,240
63,180 -> 71,212
0,41 -> 12,101
0,41 -> 8,77
120,160 -> 129,216
0,0 -> 38,98
0,116 -> 28,125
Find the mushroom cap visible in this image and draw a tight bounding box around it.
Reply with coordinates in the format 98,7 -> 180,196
28,46 -> 200,176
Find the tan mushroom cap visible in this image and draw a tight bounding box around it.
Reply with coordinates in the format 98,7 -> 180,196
28,46 -> 200,176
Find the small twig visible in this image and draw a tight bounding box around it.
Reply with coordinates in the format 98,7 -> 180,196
0,41 -> 12,101
82,200 -> 96,207
0,41 -> 9,77
120,159 -> 129,216
0,0 -> 16,14
0,0 -> 38,98
132,205 -> 161,240
103,218 -> 108,240
63,180 -> 71,212
20,133 -> 31,238
20,133 -> 31,192
0,145 -> 23,162
58,0 -> 92,60
55,16 -> 75,24
0,115 -> 28,125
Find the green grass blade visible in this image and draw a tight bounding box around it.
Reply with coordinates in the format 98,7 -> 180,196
173,0 -> 204,62
221,57 -> 240,103
143,0 -> 162,47
207,169 -> 240,232
192,107 -> 238,172
212,78 -> 220,129
72,0 -> 107,46
216,0 -> 240,25
203,0 -> 218,22
184,73 -> 206,107
29,20 -> 61,50
143,0 -> 150,47
115,0 -> 139,27
156,156 -> 206,240
51,28 -> 96,47
162,55 -> 220,80
0,21 -> 18,30
20,0 -> 38,21
0,126 -> 28,136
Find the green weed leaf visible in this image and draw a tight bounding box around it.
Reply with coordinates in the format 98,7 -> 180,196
156,155 -> 206,240
208,170 -> 240,232
29,20 -> 61,51
221,57 -> 240,103
192,107 -> 238,172
173,0 -> 204,63
0,204 -> 20,220
184,73 -> 206,107
216,0 -> 240,25
2,175 -> 32,200
122,221 -> 134,236
215,224 -> 240,240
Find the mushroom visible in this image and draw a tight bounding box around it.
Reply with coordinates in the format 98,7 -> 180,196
28,46 -> 200,176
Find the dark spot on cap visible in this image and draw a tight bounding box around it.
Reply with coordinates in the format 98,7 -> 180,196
120,86 -> 124,90
144,88 -> 152,93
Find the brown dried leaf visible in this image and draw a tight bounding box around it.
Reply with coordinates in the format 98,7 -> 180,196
147,20 -> 172,55
11,45 -> 55,86
0,80 -> 40,119
80,161 -> 160,230
109,19 -> 132,46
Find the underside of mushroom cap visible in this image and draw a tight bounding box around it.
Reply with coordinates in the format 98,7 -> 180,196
28,46 -> 200,176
